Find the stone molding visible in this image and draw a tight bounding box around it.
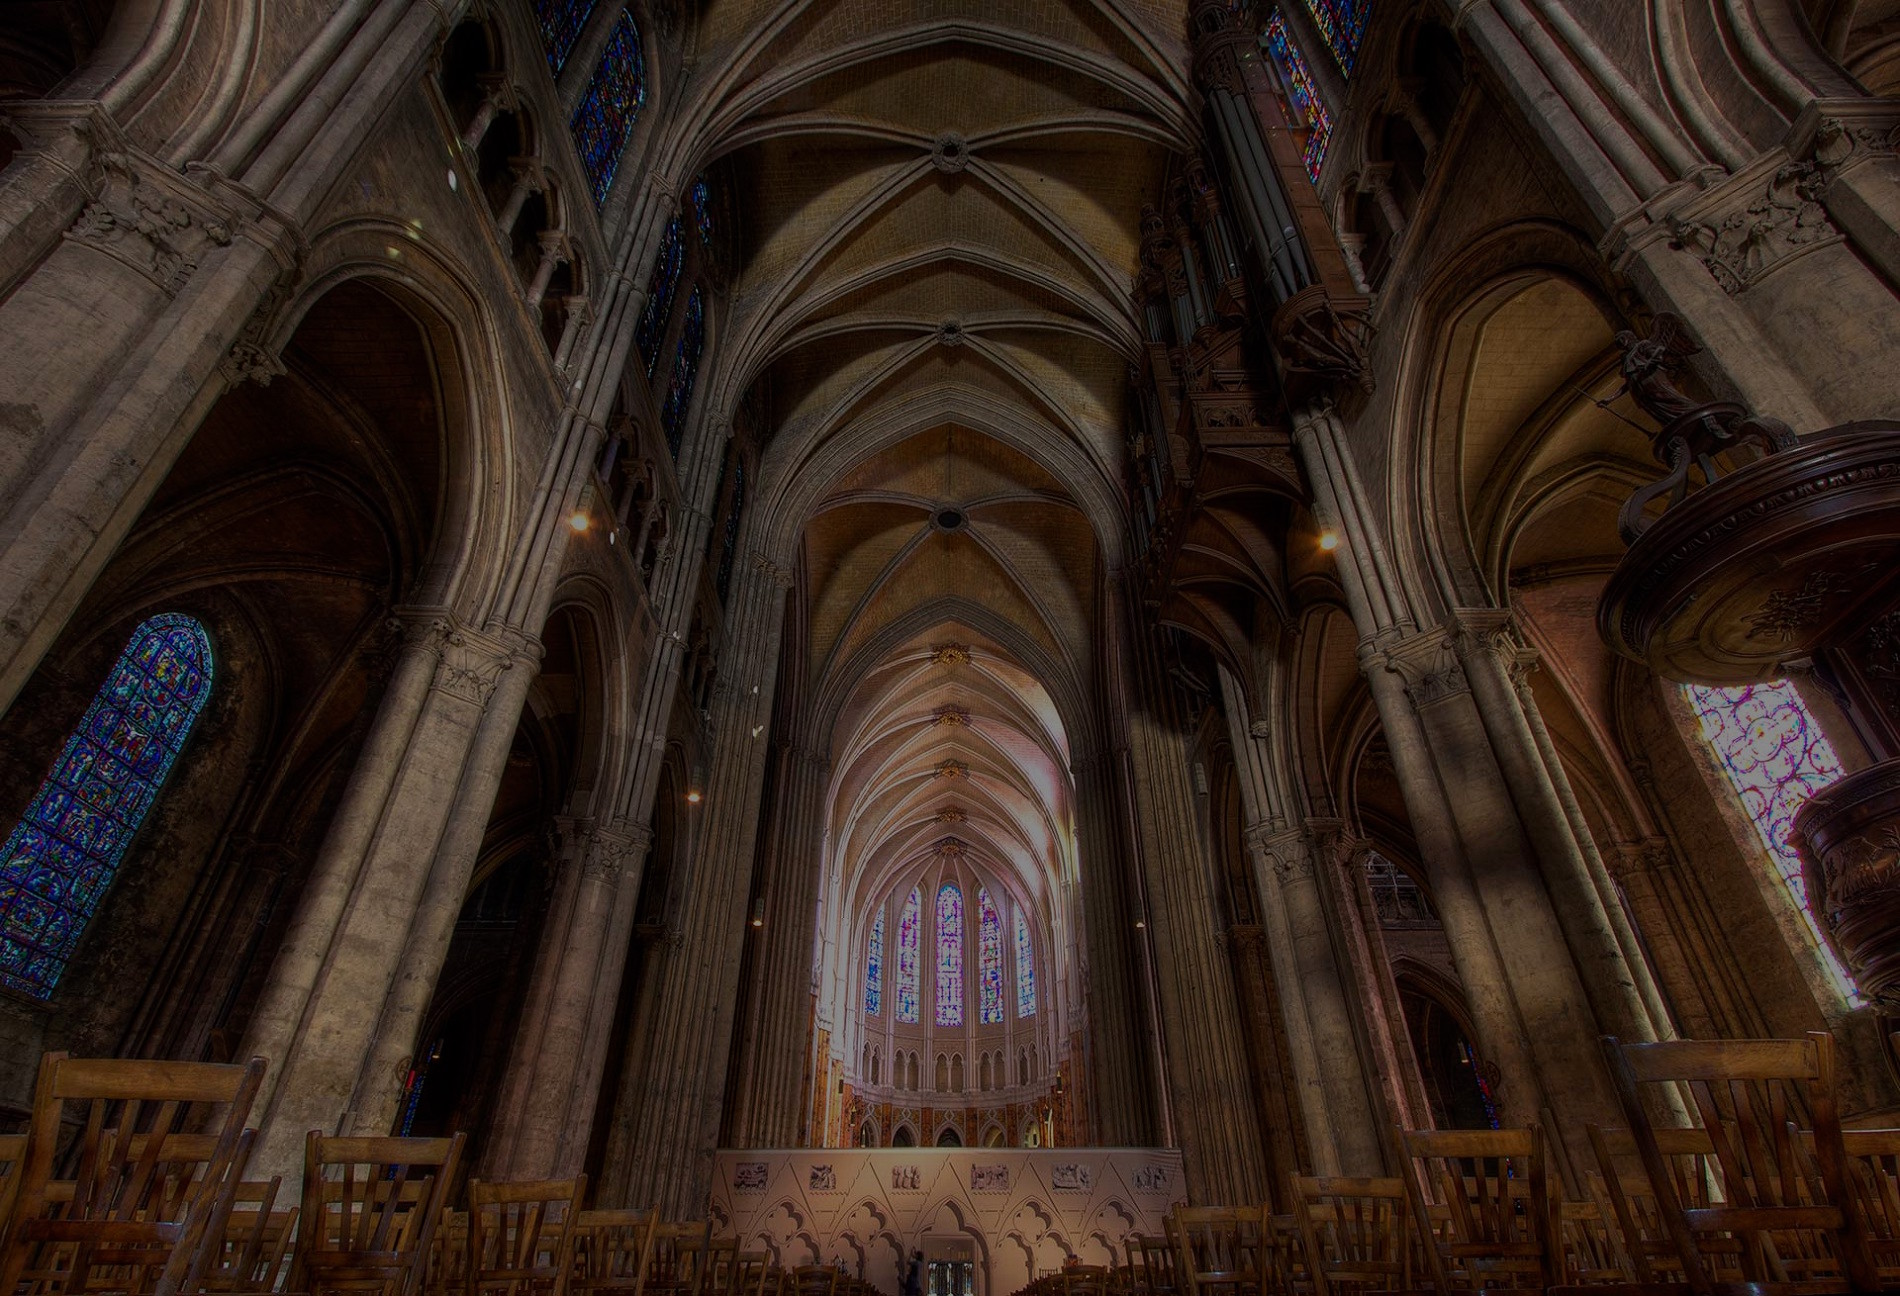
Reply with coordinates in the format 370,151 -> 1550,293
392,609 -> 540,708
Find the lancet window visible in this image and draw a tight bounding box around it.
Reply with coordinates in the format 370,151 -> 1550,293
1299,0 -> 1369,74
864,906 -> 884,1016
569,10 -> 646,206
690,176 -> 715,243
1685,681 -> 1854,997
936,884 -> 964,1027
977,887 -> 1003,1025
1264,11 -> 1333,182
896,888 -> 921,1023
661,287 -> 705,459
636,219 -> 684,376
533,0 -> 598,73
0,614 -> 213,999
1015,906 -> 1036,1017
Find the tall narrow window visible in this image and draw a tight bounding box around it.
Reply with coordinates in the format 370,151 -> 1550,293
1299,0 -> 1369,75
936,884 -> 964,1027
896,888 -> 921,1023
977,887 -> 1003,1025
1015,906 -> 1036,1018
533,0 -> 599,73
635,219 -> 684,377
690,175 -> 715,244
1686,681 -> 1854,998
1264,11 -> 1333,183
569,10 -> 646,206
864,906 -> 884,1016
0,614 -> 213,999
715,460 -> 746,604
661,287 -> 705,459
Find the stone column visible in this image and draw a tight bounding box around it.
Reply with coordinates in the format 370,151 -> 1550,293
1112,586 -> 1267,1204
726,744 -> 829,1149
1449,609 -> 1662,1046
607,552 -> 795,1215
242,611 -> 536,1179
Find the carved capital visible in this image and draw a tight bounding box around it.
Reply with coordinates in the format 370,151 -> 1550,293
1603,837 -> 1673,880
750,549 -> 794,590
64,151 -> 237,295
1666,157 -> 1840,295
1372,628 -> 1469,710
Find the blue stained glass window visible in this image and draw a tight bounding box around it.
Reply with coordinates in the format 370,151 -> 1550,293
936,884 -> 964,1027
1015,907 -> 1036,1018
1264,10 -> 1333,183
690,176 -> 715,244
569,10 -> 647,207
896,889 -> 921,1023
715,460 -> 745,605
1685,681 -> 1856,999
0,614 -> 213,999
1299,0 -> 1369,75
661,286 -> 705,460
865,907 -> 884,1016
977,887 -> 1002,1025
636,219 -> 684,377
533,0 -> 600,73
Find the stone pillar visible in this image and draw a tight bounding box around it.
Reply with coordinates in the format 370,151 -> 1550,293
486,818 -> 652,1179
1448,609 -> 1662,1046
606,552 -> 795,1215
241,611 -> 537,1179
726,745 -> 829,1149
1112,586 -> 1267,1204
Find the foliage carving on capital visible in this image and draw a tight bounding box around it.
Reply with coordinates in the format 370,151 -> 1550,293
1667,163 -> 1839,295
66,152 -> 235,296
410,617 -> 520,707
750,549 -> 794,590
1603,837 -> 1673,880
1376,631 -> 1469,711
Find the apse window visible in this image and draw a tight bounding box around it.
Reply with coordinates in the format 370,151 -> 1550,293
1684,680 -> 1856,1000
0,614 -> 213,998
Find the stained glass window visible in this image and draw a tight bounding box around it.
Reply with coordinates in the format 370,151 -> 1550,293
569,10 -> 646,207
1264,10 -> 1333,183
0,614 -> 213,999
1015,907 -> 1036,1018
1299,0 -> 1369,75
533,0 -> 599,74
715,459 -> 745,604
864,907 -> 884,1016
974,887 -> 1003,1024
936,884 -> 964,1027
896,888 -> 921,1023
690,176 -> 715,244
1686,681 -> 1856,998
636,219 -> 685,377
661,286 -> 705,460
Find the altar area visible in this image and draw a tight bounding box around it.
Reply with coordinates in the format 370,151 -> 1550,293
708,1149 -> 1186,1296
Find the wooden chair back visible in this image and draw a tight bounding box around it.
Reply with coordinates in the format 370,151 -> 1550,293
201,1177 -> 298,1293
0,1131 -> 29,1239
427,1211 -> 469,1296
644,1222 -> 711,1296
1288,1176 -> 1414,1295
732,1252 -> 771,1296
1166,1206 -> 1265,1296
700,1239 -> 739,1296
1585,1124 -> 1728,1285
1813,1127 -> 1900,1288
1553,1188 -> 1626,1288
567,1209 -> 654,1296
0,1053 -> 265,1296
1398,1125 -> 1555,1292
788,1265 -> 834,1296
294,1131 -> 465,1296
1131,1234 -> 1174,1296
467,1177 -> 587,1296
1604,1032 -> 1876,1292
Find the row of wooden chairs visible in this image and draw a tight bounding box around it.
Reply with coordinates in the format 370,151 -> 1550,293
0,1050 -> 865,1296
1101,1031 -> 1898,1294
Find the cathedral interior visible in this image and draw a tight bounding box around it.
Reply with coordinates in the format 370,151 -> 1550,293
4,0 -> 1900,1291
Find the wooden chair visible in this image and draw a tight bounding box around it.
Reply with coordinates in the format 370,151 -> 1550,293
293,1131 -> 465,1296
1132,1234 -> 1175,1296
467,1177 -> 586,1296
1831,1128 -> 1900,1288
644,1223 -> 711,1296
1398,1126 -> 1557,1292
1551,1189 -> 1626,1288
0,1131 -> 29,1240
567,1210 -> 654,1296
201,1178 -> 299,1293
428,1212 -> 469,1296
0,1053 -> 265,1296
731,1253 -> 771,1296
789,1266 -> 835,1296
1167,1207 -> 1266,1296
1289,1176 -> 1420,1294
701,1238 -> 740,1296
1585,1124 -> 1732,1287
1603,1032 -> 1877,1293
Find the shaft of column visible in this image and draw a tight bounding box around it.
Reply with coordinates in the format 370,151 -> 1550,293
1450,611 -> 1658,1045
347,630 -> 542,1135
